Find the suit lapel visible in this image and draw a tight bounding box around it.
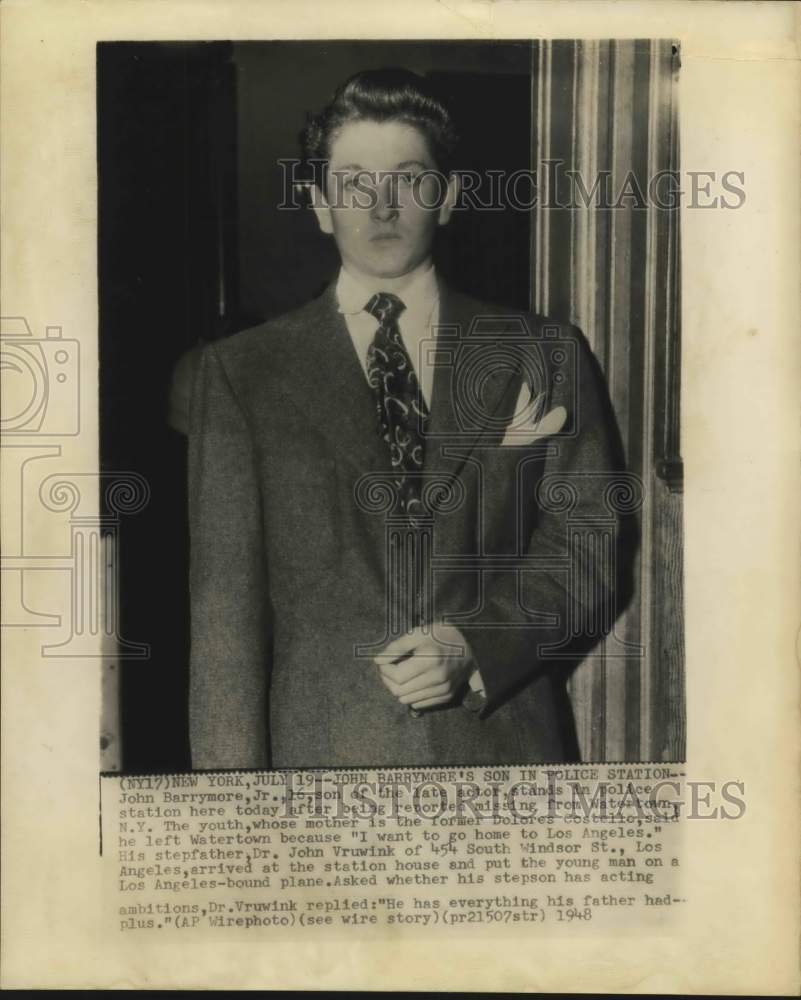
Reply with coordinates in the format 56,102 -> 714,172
424,281 -> 526,488
283,281 -> 388,474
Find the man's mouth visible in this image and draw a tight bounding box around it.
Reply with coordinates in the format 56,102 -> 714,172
370,232 -> 402,242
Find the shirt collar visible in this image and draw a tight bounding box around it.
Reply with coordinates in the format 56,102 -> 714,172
336,264 -> 439,325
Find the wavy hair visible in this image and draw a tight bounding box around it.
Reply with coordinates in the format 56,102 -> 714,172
302,67 -> 460,175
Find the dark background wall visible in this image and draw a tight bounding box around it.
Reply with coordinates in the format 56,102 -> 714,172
98,40 -> 534,773
234,41 -> 533,322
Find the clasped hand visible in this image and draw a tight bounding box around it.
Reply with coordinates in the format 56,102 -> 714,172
374,624 -> 474,711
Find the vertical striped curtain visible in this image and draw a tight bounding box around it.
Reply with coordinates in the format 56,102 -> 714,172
532,39 -> 684,762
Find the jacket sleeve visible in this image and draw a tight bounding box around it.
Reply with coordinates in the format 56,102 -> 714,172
187,342 -> 271,769
463,325 -> 634,715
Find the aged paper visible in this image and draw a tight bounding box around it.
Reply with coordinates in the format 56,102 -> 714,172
2,0 -> 800,991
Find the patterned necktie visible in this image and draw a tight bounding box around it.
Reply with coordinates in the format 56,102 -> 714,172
365,292 -> 429,520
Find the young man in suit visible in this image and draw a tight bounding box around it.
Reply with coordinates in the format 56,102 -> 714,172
188,68 -> 630,770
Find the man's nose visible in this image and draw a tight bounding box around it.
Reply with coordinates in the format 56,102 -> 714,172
370,175 -> 400,221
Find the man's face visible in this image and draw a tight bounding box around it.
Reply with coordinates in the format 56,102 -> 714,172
312,119 -> 458,281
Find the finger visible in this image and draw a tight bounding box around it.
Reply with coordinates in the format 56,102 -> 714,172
392,668 -> 447,697
409,693 -> 453,710
380,671 -> 445,700
378,672 -> 403,696
379,652 -> 439,687
399,681 -> 450,705
374,627 -> 428,664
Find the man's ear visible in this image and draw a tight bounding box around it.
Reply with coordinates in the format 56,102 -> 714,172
310,183 -> 334,235
437,172 -> 460,227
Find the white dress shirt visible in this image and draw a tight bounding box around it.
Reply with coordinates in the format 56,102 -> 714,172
336,263 -> 440,406
335,265 -> 485,699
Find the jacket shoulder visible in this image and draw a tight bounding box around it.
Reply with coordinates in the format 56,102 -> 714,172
210,290 -> 333,368
441,284 -> 579,339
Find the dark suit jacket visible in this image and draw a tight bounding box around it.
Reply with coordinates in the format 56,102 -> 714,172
187,278 -> 627,769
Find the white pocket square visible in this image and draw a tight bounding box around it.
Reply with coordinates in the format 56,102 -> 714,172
501,389 -> 567,446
